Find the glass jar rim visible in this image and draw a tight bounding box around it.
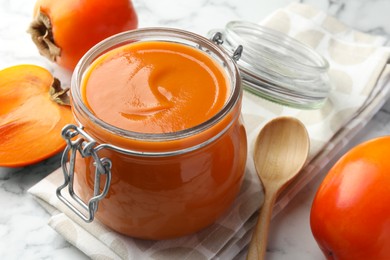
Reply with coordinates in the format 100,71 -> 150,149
71,27 -> 242,142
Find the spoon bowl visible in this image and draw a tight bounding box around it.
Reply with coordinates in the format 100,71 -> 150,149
247,116 -> 310,260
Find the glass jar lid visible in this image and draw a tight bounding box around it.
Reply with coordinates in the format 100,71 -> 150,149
209,21 -> 330,109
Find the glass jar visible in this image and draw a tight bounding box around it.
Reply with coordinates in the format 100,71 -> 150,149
57,28 -> 247,239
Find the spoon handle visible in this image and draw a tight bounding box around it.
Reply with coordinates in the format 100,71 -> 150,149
246,191 -> 277,260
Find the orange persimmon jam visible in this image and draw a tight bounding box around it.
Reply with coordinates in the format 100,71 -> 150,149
81,41 -> 229,133
68,29 -> 247,239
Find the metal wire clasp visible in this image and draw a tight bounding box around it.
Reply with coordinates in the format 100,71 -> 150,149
211,31 -> 243,62
56,124 -> 112,223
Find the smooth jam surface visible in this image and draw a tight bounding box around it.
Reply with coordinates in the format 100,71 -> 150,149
81,41 -> 229,133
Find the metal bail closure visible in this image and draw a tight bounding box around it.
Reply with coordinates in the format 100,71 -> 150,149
57,124 -> 112,223
211,31 -> 243,62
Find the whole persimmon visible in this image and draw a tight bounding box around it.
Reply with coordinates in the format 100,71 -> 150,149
310,136 -> 390,260
28,0 -> 138,70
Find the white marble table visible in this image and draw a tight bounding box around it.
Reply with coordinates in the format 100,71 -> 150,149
1,0 -> 389,259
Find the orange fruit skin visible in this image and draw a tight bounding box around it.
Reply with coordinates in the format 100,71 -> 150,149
310,136 -> 390,260
33,0 -> 138,70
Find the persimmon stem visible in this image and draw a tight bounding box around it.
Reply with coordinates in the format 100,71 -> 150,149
49,78 -> 70,106
27,11 -> 61,62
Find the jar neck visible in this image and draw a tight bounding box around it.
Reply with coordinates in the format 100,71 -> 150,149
71,28 -> 242,153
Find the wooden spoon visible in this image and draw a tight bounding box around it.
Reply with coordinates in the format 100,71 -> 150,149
247,116 -> 310,260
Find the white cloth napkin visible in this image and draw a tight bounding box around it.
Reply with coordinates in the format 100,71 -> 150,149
29,3 -> 390,259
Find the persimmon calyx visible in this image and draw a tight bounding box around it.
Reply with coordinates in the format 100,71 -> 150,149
28,11 -> 61,62
50,77 -> 70,106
